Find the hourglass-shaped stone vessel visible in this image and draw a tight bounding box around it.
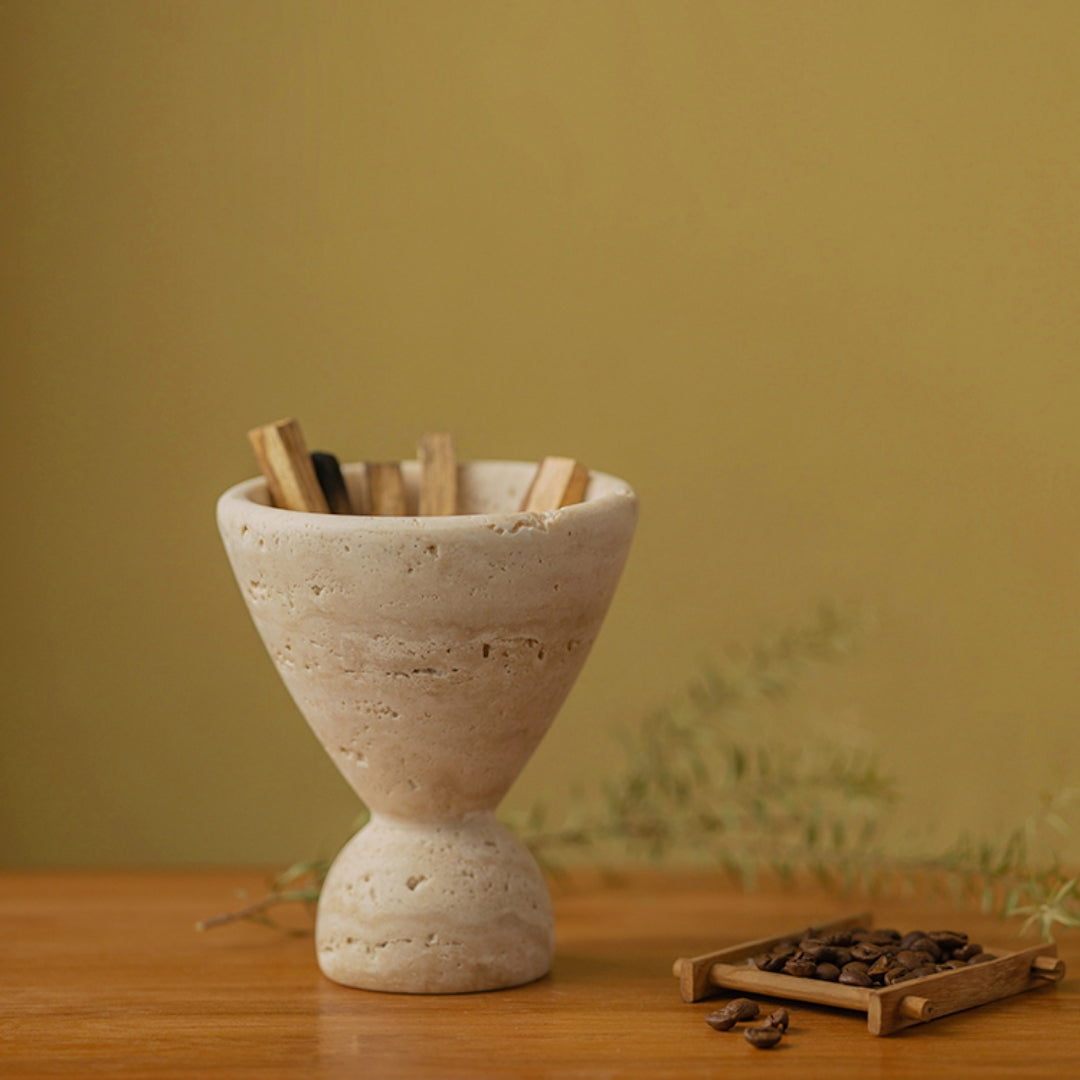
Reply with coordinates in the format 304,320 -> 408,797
217,461 -> 637,993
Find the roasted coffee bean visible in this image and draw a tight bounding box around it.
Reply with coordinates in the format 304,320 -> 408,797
967,951 -> 995,965
772,925 -> 987,993
706,1010 -> 737,1031
850,941 -> 882,962
839,967 -> 873,987
929,930 -> 968,952
907,937 -> 942,962
744,1025 -> 783,1049
869,928 -> 902,945
754,951 -> 788,973
802,942 -> 848,966
765,1007 -> 789,1032
725,998 -> 761,1021
867,954 -> 893,978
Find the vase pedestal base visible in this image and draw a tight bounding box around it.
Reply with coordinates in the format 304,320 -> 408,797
315,812 -> 553,993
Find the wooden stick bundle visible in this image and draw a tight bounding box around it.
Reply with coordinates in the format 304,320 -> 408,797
247,419 -> 591,518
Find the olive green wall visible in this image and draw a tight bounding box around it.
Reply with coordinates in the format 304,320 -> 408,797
3,2 -> 1078,866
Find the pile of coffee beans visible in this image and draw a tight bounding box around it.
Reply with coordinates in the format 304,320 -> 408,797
753,926 -> 992,987
705,999 -> 789,1049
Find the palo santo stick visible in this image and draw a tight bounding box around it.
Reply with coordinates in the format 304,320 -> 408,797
247,418 -> 330,513
368,462 -> 407,516
348,462 -> 372,516
311,451 -> 353,514
520,456 -> 589,512
418,432 -> 457,516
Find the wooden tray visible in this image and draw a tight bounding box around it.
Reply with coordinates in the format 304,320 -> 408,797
672,911 -> 1064,1035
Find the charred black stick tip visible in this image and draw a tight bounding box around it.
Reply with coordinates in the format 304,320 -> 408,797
311,451 -> 351,513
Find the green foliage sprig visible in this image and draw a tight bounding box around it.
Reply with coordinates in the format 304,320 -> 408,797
507,603 -> 892,888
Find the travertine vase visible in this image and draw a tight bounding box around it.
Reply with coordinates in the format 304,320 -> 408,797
217,461 -> 637,993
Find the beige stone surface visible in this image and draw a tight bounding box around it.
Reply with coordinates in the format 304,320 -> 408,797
316,812 -> 553,993
217,460 -> 637,991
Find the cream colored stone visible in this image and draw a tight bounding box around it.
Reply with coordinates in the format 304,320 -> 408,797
217,460 -> 637,993
316,812 -> 552,992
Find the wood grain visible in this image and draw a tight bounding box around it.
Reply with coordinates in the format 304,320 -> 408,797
0,871 -> 1075,1079
868,942 -> 1060,1035
367,462 -> 408,515
247,418 -> 330,513
418,432 -> 457,516
519,456 -> 589,512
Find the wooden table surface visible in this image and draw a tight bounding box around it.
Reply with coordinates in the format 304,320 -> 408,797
1,869 -> 1076,1078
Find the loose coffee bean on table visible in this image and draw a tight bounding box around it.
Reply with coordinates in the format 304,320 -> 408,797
744,1024 -> 783,1049
765,1007 -> 789,1032
705,998 -> 790,1048
724,998 -> 760,1022
705,1009 -> 737,1031
705,996 -> 759,1031
752,926 -> 991,988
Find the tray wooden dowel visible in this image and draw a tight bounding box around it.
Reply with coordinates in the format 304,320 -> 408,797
418,432 -> 457,516
368,462 -> 408,516
1031,955 -> 1065,980
311,451 -> 353,514
520,456 -> 589,512
897,995 -> 936,1022
673,912 -> 871,1003
247,418 -> 329,513
867,943 -> 1060,1035
706,962 -> 872,1012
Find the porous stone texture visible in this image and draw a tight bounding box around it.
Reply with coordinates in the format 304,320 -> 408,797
217,460 -> 637,992
316,811 -> 553,992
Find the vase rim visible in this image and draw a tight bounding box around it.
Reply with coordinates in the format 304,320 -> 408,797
217,458 -> 636,533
